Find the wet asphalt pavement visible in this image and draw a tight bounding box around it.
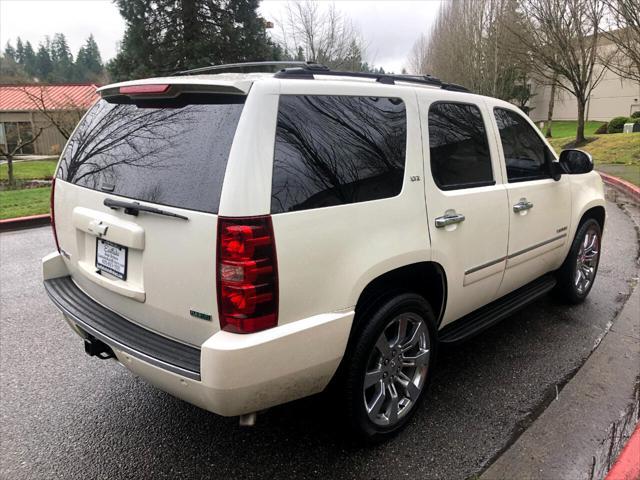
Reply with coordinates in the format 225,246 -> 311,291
1,198 -> 638,480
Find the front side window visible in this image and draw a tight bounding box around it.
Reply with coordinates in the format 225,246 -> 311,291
271,95 -> 407,213
428,102 -> 493,190
494,108 -> 553,182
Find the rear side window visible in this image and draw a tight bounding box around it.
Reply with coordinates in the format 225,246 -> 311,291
271,95 -> 407,213
57,95 -> 244,213
428,102 -> 493,190
494,108 -> 553,182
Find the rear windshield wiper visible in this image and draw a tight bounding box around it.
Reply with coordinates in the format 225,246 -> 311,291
104,198 -> 189,220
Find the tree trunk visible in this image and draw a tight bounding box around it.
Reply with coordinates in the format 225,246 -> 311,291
576,99 -> 586,145
545,80 -> 557,138
6,155 -> 15,188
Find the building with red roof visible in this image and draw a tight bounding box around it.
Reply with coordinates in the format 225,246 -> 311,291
0,84 -> 99,156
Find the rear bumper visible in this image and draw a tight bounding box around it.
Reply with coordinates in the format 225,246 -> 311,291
43,252 -> 354,416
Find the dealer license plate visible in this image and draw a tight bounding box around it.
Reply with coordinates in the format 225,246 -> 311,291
96,239 -> 127,280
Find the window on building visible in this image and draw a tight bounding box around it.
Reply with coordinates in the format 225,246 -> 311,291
494,108 -> 553,182
1,122 -> 35,155
428,102 -> 494,190
271,95 -> 407,213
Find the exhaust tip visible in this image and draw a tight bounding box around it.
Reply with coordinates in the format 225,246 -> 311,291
239,412 -> 257,427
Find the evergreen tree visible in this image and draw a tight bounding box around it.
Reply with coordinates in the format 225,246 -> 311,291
3,41 -> 16,62
15,38 -> 25,64
22,41 -> 37,77
76,34 -> 104,81
35,41 -> 53,80
50,33 -> 75,81
109,0 -> 279,81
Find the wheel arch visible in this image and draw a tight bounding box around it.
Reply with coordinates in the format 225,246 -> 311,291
352,262 -> 447,336
579,204 -> 606,230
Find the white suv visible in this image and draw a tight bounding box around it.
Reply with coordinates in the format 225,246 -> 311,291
42,62 -> 605,441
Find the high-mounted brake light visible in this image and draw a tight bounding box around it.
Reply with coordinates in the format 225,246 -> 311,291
217,216 -> 278,334
119,84 -> 170,95
50,177 -> 60,253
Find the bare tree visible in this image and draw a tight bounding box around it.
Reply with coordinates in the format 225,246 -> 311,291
600,0 -> 640,83
0,128 -> 43,187
15,85 -> 91,141
511,0 -> 611,144
275,1 -> 366,70
408,0 -> 531,103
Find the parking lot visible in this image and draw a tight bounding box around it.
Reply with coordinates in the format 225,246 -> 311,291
1,197 -> 638,480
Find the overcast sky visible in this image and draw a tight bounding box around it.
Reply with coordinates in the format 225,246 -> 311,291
0,0 -> 441,73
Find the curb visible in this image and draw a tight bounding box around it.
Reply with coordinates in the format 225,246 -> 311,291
0,213 -> 50,232
481,286 -> 640,480
606,423 -> 640,480
599,171 -> 640,203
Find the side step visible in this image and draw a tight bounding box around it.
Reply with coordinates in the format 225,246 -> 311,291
438,274 -> 557,344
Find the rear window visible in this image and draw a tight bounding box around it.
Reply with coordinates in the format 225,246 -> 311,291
57,95 -> 244,213
271,95 -> 407,213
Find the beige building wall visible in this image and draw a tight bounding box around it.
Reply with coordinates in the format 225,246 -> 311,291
529,43 -> 640,122
0,110 -> 71,155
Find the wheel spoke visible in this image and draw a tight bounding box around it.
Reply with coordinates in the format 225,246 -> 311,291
401,322 -> 425,352
386,383 -> 399,424
401,378 -> 421,400
364,369 -> 384,389
375,334 -> 391,357
367,386 -> 386,416
393,317 -> 408,348
584,249 -> 598,260
403,348 -> 430,368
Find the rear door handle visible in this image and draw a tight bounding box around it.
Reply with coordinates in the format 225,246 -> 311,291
435,210 -> 466,228
513,198 -> 534,213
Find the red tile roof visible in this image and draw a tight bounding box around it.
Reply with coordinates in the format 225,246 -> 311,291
0,84 -> 100,111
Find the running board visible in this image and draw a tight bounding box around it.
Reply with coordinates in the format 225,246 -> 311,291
438,275 -> 557,344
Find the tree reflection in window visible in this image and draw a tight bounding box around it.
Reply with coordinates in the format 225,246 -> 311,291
57,98 -> 243,213
272,95 -> 407,213
428,102 -> 493,190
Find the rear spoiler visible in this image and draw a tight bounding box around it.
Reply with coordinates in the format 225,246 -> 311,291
99,82 -> 247,102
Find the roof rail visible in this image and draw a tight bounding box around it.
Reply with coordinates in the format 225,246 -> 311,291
274,67 -> 469,92
174,61 -> 329,76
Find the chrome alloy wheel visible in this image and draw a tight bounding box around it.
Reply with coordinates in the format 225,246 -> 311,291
575,226 -> 600,295
363,313 -> 430,427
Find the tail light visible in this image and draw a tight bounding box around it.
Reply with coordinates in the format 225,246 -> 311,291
217,216 -> 278,333
50,177 -> 60,252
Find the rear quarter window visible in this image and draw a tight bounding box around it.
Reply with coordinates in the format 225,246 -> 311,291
57,95 -> 244,213
271,95 -> 407,213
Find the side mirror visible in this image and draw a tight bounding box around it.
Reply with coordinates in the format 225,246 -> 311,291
559,149 -> 594,175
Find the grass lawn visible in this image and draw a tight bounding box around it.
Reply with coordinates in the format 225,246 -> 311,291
0,187 -> 51,219
0,159 -> 58,181
537,120 -> 605,139
547,133 -> 640,186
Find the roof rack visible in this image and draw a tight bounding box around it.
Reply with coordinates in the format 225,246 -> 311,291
274,66 -> 469,92
173,61 -> 329,76
173,61 -> 470,92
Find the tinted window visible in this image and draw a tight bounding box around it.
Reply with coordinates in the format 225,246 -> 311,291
57,96 -> 244,213
494,108 -> 553,182
271,95 -> 406,213
428,102 -> 493,190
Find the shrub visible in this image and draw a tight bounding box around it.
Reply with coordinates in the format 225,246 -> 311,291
631,111 -> 640,119
608,116 -> 630,133
595,122 -> 609,134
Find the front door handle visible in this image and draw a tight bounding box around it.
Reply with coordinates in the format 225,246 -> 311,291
513,198 -> 534,213
435,210 -> 466,228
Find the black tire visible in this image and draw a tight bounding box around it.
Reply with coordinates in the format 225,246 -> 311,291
339,293 -> 437,443
555,218 -> 602,304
